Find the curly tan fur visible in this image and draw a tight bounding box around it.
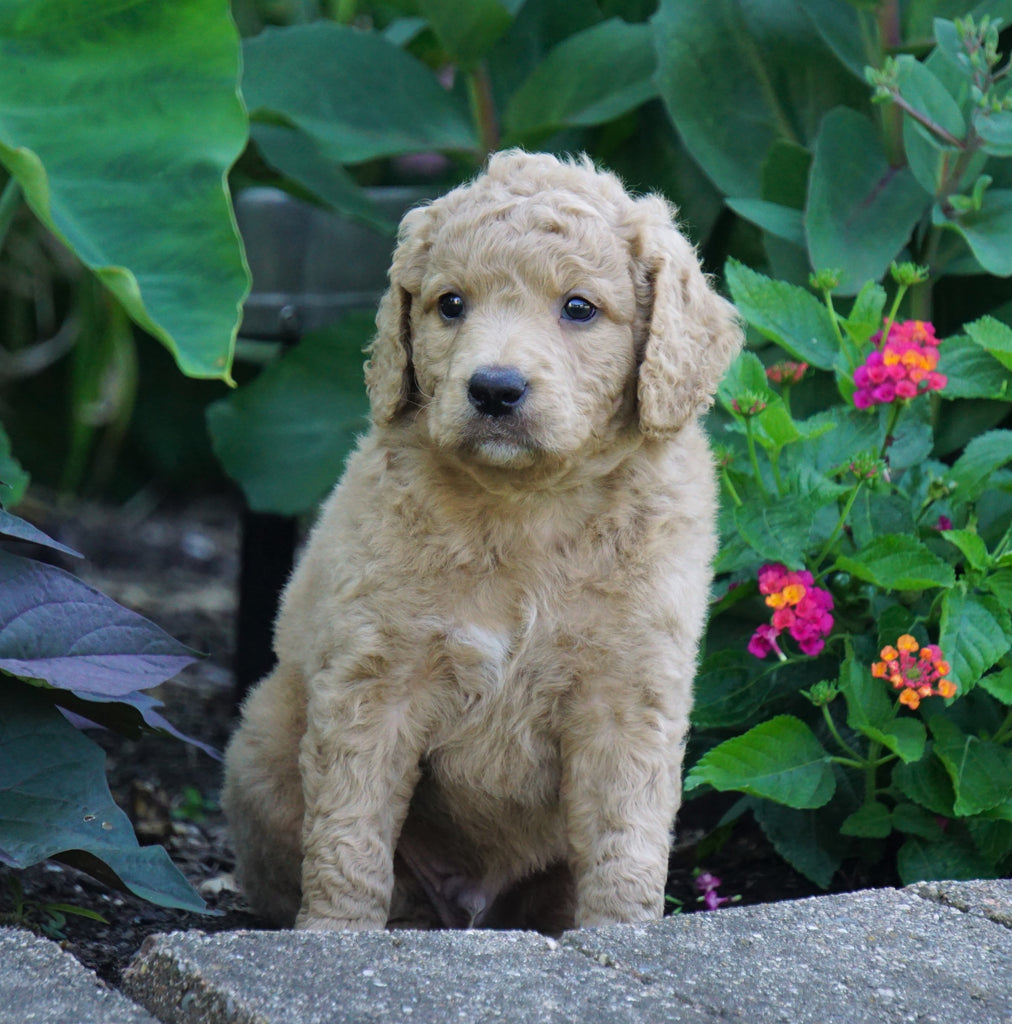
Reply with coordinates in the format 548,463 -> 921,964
222,150 -> 742,933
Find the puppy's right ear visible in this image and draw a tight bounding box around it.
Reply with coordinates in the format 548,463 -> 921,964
364,205 -> 431,425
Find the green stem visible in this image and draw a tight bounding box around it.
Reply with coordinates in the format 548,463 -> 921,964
815,480 -> 864,572
769,451 -> 785,497
822,704 -> 865,762
743,418 -> 768,498
864,740 -> 883,803
878,400 -> 903,462
467,63 -> 499,159
0,177 -> 22,255
721,468 -> 743,508
876,0 -> 906,165
882,282 -> 909,341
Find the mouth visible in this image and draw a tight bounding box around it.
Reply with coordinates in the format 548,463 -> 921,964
460,416 -> 540,468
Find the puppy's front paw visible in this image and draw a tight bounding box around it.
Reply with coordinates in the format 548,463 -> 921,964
295,911 -> 385,932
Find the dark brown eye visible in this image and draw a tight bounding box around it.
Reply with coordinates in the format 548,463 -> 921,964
562,296 -> 596,322
438,293 -> 465,319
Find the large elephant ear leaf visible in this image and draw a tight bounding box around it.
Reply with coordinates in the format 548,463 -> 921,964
0,0 -> 250,381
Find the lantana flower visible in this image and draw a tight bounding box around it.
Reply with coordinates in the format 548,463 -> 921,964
766,361 -> 809,386
748,563 -> 834,659
853,319 -> 947,409
871,634 -> 956,710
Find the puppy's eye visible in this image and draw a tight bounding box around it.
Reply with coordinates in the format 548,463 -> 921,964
562,296 -> 597,322
438,293 -> 465,320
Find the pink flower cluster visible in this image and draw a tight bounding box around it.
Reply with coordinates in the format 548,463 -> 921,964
853,319 -> 946,409
748,563 -> 834,659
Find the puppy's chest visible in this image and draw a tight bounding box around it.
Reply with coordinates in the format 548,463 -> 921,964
423,603 -> 571,802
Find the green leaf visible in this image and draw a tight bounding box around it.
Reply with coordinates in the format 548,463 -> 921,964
0,0 -> 249,380
983,568 -> 1012,612
652,0 -> 866,197
892,801 -> 945,841
0,686 -> 205,912
978,666 -> 1012,704
939,590 -> 1011,692
843,282 -> 887,344
685,715 -> 836,809
504,20 -> 656,141
840,801 -> 892,838
947,429 -> 1012,501
894,751 -> 955,817
929,716 -> 1012,817
718,350 -> 776,410
937,335 -> 1011,400
419,0 -> 516,67
835,534 -> 956,591
750,798 -> 842,888
242,23 -> 477,165
841,654 -> 926,763
975,109 -> 1012,158
897,834 -> 997,884
732,494 -> 831,569
691,650 -> 773,730
207,314 -> 374,516
805,108 -> 930,295
964,315 -> 1012,372
933,189 -> 1012,276
892,53 -> 965,144
724,260 -> 839,370
760,139 -> 812,208
250,124 -> 397,233
726,199 -> 805,247
0,424 -> 29,508
941,528 -> 991,571
899,51 -> 970,196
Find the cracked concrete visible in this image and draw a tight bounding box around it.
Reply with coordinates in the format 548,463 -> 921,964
5,882 -> 1011,1024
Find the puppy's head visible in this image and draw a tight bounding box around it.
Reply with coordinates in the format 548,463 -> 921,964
365,150 -> 741,472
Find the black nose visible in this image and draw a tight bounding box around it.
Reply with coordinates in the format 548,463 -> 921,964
467,367 -> 529,417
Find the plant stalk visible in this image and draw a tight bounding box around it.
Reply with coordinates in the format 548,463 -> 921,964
467,63 -> 500,159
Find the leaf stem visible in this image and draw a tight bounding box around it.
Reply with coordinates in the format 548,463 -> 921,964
743,418 -> 768,498
878,400 -> 903,461
822,704 -> 865,762
815,480 -> 864,572
721,468 -> 743,507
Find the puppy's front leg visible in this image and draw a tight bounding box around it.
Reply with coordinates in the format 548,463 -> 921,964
561,696 -> 683,928
297,671 -> 428,931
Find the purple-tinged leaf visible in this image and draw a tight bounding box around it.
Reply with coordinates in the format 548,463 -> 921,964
0,550 -> 197,697
0,508 -> 81,558
54,690 -> 220,761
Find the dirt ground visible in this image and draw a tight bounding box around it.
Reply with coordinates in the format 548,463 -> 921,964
1,493 -> 890,987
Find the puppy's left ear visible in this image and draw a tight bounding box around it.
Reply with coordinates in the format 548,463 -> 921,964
634,197 -> 743,437
364,204 -> 431,425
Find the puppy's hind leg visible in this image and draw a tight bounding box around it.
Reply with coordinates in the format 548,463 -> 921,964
222,665 -> 306,926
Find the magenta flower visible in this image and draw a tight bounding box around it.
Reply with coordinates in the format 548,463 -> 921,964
749,563 -> 834,659
853,319 -> 946,409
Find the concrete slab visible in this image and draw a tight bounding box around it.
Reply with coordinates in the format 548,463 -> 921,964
907,878 -> 1012,929
122,886 -> 1012,1024
122,927 -> 719,1024
566,888 -> 1012,1024
0,926 -> 158,1024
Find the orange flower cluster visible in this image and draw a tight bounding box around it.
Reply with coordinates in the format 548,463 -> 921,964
871,634 -> 955,709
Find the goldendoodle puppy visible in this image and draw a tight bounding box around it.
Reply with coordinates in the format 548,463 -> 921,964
222,149 -> 742,933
